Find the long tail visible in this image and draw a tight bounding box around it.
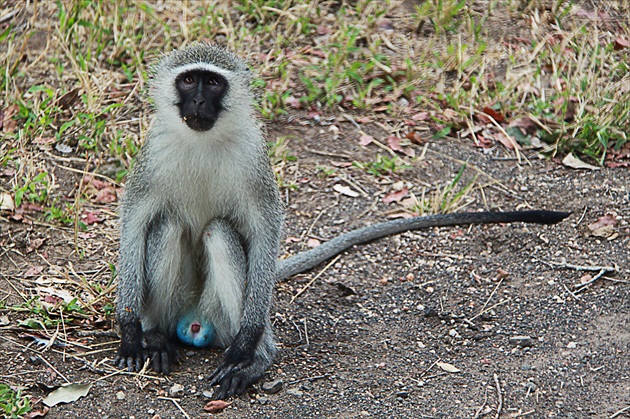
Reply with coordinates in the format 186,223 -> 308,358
276,210 -> 571,280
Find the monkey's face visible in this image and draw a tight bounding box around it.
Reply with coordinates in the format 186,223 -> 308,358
175,70 -> 228,132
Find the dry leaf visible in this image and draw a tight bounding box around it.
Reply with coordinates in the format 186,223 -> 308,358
203,400 -> 231,413
614,37 -> 629,51
43,383 -> 92,407
359,134 -> 374,146
588,214 -> 617,237
0,192 -> 15,211
333,184 -> 359,198
383,187 -> 409,204
562,153 -> 600,170
436,361 -> 461,373
307,238 -> 321,248
482,107 -> 505,123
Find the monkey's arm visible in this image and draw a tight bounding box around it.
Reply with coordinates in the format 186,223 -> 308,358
276,210 -> 571,280
114,205 -> 148,372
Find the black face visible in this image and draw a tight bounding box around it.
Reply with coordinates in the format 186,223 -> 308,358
175,70 -> 228,132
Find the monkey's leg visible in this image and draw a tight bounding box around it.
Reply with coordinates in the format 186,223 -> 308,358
200,220 -> 277,399
197,220 -> 246,347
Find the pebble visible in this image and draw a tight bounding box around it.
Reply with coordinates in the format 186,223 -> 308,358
116,391 -> 125,400
262,379 -> 283,394
509,335 -> 534,347
169,383 -> 184,397
567,341 -> 577,349
286,388 -> 304,397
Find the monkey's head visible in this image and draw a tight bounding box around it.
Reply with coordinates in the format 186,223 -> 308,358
150,43 -> 254,134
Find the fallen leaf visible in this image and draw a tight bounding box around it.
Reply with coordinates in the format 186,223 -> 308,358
406,131 -> 425,145
43,383 -> 92,407
492,131 -> 521,150
24,266 -> 45,277
203,400 -> 231,413
482,107 -> 505,123
0,192 -> 15,210
82,211 -> 102,225
411,112 -> 429,121
359,134 -> 374,146
26,237 -> 46,253
56,88 -> 80,109
284,96 -> 301,109
588,214 -> 617,237
614,37 -> 629,50
94,187 -> 118,203
333,184 -> 359,198
383,187 -> 409,204
307,238 -> 321,248
562,153 -> 600,170
436,362 -> 461,373
509,116 -> 539,136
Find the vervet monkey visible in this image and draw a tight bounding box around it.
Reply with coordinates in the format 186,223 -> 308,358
115,43 -> 570,399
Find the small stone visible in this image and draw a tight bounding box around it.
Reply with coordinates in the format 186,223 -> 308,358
509,335 -> 533,347
567,341 -> 577,349
262,379 -> 283,394
116,391 -> 125,400
169,383 -> 184,397
286,388 -> 303,397
202,389 -> 214,399
521,363 -> 531,371
257,397 -> 269,405
396,391 -> 409,398
449,329 -> 460,338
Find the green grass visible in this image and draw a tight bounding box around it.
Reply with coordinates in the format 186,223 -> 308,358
0,384 -> 32,419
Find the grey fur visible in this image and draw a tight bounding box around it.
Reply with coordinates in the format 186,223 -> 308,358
115,43 -> 282,396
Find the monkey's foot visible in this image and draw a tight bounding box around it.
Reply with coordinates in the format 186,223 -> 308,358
114,326 -> 176,375
114,320 -> 145,372
143,329 -> 177,374
209,339 -> 268,399
209,359 -> 264,399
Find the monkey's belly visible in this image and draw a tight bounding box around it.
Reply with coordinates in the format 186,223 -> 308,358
176,311 -> 216,348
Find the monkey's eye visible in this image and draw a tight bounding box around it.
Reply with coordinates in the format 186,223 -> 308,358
207,78 -> 218,85
182,76 -> 195,85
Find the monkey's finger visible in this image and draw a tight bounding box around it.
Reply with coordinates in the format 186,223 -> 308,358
215,375 -> 241,400
150,351 -> 162,373
160,351 -> 171,375
126,357 -> 136,372
135,356 -> 142,372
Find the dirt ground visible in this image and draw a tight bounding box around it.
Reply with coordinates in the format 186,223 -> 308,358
1,116 -> 628,418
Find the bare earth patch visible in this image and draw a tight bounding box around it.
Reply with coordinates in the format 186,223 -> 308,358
2,122 -> 629,418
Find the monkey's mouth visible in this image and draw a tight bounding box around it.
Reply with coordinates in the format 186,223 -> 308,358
182,114 -> 216,132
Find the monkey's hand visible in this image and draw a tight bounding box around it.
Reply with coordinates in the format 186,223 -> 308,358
209,334 -> 266,399
114,320 -> 145,372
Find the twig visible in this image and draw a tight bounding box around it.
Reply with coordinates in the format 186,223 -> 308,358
290,255 -> 341,303
470,298 -> 511,321
473,385 -> 489,419
574,268 -> 609,293
473,278 -> 504,320
576,206 -> 587,226
494,373 -> 503,419
610,405 -> 630,418
542,260 -> 616,273
158,397 -> 191,419
305,148 -> 352,160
